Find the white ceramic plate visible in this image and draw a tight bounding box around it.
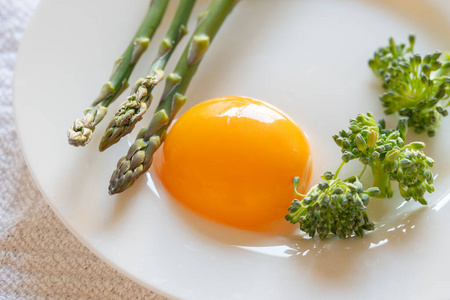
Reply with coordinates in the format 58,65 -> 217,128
14,0 -> 450,299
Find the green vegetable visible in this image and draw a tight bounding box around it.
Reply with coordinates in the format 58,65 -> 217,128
286,173 -> 379,239
108,0 -> 237,194
287,112 -> 435,239
99,0 -> 197,152
333,113 -> 434,204
369,35 -> 450,137
67,0 -> 169,147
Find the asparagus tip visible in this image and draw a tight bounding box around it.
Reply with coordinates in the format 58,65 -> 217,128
67,120 -> 93,147
68,105 -> 108,147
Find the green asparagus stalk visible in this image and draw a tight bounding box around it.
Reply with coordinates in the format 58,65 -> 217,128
99,0 -> 197,152
109,0 -> 237,194
67,0 -> 169,147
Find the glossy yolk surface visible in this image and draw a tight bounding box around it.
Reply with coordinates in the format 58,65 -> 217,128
154,96 -> 312,229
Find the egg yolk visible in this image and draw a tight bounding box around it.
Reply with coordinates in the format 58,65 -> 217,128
154,96 -> 312,229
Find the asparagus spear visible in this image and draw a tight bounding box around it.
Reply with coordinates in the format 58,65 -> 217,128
99,0 -> 197,152
67,0 -> 169,147
109,0 -> 237,194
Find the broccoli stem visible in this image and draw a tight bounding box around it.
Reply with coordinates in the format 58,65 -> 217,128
358,164 -> 367,179
332,161 -> 346,180
370,162 -> 393,198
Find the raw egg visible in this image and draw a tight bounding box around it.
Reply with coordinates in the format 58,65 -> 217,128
154,96 -> 312,229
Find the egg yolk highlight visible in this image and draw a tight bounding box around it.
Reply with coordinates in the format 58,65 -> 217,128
154,96 -> 312,229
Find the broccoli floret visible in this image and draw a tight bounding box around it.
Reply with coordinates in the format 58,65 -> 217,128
287,113 -> 436,240
285,174 -> 380,240
369,35 -> 450,136
333,112 -> 435,203
389,148 -> 435,205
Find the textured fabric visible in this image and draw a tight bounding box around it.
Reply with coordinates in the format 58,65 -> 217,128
0,0 -> 167,299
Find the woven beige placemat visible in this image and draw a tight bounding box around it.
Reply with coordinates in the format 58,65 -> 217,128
0,0 -> 167,298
